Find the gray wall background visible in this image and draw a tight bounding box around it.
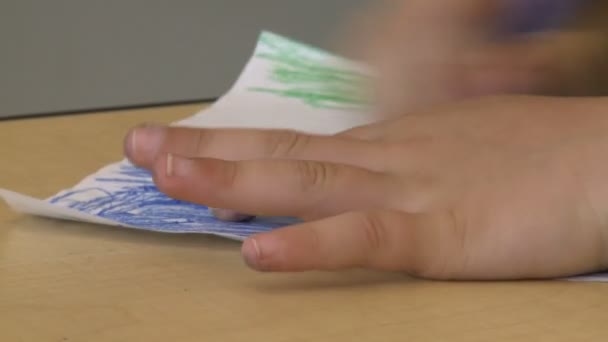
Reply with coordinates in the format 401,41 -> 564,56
0,0 -> 368,118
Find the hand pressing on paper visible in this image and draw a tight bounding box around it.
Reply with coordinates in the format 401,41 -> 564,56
125,96 -> 608,280
340,0 -> 608,116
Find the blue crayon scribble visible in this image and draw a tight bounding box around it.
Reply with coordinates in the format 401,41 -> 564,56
49,163 -> 298,238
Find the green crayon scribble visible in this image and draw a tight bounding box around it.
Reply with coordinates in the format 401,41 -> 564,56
249,87 -> 367,110
248,32 -> 371,110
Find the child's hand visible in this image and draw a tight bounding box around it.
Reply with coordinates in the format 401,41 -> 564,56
125,96 -> 608,279
340,0 -> 608,117
146,1 -> 608,224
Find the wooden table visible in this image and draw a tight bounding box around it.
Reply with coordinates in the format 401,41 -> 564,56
1,104 -> 607,341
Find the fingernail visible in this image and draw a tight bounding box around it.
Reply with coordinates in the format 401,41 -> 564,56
166,153 -> 174,176
166,153 -> 193,177
125,124 -> 166,164
211,208 -> 256,222
242,238 -> 262,269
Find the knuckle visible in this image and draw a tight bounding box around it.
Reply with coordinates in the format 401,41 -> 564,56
408,211 -> 470,280
213,160 -> 239,190
294,161 -> 334,192
265,130 -> 310,158
193,129 -> 214,156
305,227 -> 328,269
358,211 -> 388,253
199,160 -> 240,199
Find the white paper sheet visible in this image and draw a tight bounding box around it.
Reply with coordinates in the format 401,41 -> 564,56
1,32 -> 606,281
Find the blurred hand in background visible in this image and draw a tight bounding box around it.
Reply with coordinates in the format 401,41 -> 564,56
339,0 -> 608,117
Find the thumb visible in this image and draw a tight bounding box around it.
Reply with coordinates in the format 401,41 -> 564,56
241,210 -> 463,279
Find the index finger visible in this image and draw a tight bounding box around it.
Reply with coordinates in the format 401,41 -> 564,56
125,126 -> 387,171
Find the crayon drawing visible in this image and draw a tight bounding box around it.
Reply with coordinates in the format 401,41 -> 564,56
49,163 -> 298,237
249,32 -> 371,110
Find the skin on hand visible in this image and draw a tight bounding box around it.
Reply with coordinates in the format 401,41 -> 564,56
125,95 -> 608,280
337,0 -> 608,117
127,1 -> 608,224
